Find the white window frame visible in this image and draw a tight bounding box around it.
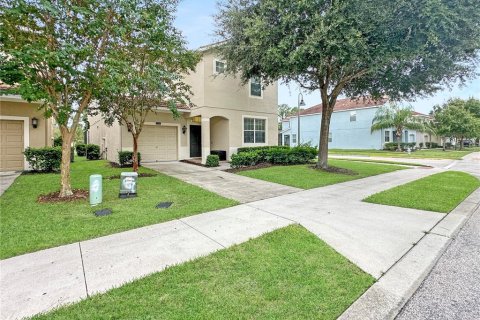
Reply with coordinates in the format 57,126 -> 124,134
292,133 -> 297,144
350,111 -> 357,122
213,59 -> 226,75
249,77 -> 263,99
242,115 -> 267,146
385,130 -> 390,142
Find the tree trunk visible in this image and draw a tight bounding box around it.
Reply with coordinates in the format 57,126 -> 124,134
59,126 -> 74,197
396,130 -> 402,151
316,103 -> 332,169
132,134 -> 139,172
459,137 -> 464,150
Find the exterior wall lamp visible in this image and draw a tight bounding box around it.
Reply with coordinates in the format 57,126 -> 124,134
182,125 -> 187,134
31,117 -> 39,129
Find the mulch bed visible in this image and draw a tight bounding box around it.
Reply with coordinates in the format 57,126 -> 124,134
224,163 -> 274,173
180,159 -> 205,167
37,189 -> 88,203
107,173 -> 157,180
309,165 -> 358,176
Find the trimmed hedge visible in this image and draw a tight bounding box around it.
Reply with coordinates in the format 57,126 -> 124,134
384,142 -> 417,151
237,146 -> 290,153
425,142 -> 439,149
86,144 -> 101,160
231,146 -> 317,168
206,154 -> 220,167
53,136 -> 62,147
24,147 -> 62,172
76,143 -> 86,156
118,151 -> 141,167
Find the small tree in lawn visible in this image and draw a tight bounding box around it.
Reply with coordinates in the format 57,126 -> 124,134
98,0 -> 199,172
433,100 -> 480,150
422,118 -> 440,148
1,1 -> 122,197
371,105 -> 424,151
215,0 -> 480,169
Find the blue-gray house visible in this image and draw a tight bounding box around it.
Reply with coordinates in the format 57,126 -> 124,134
280,97 -> 434,150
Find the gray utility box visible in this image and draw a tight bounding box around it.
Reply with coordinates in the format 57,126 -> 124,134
119,172 -> 138,198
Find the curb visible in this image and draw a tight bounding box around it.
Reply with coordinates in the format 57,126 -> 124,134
338,188 -> 480,320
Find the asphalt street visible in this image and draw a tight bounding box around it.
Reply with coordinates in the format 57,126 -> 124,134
397,205 -> 480,320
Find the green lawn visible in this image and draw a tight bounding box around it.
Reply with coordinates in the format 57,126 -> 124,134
364,171 -> 480,213
329,147 -> 480,160
0,157 -> 237,259
237,159 -> 405,189
33,225 -> 374,320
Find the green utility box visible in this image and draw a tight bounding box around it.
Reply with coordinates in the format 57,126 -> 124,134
119,172 -> 138,198
89,174 -> 102,206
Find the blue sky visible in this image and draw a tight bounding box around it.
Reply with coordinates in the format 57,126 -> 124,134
174,0 -> 480,114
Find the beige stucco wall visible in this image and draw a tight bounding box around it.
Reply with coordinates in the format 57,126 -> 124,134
185,49 -> 279,156
87,113 -> 122,162
416,132 -> 441,147
0,98 -> 53,148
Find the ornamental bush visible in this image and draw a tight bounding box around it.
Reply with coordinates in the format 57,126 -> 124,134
24,147 -> 62,172
86,144 -> 101,160
76,143 -> 87,156
230,145 -> 317,168
425,142 -> 439,149
384,142 -> 417,151
118,151 -> 141,167
53,136 -> 62,147
206,154 -> 220,167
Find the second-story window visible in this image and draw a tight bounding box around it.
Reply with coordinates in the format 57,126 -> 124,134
215,60 -> 226,74
250,77 -> 262,97
350,111 -> 357,122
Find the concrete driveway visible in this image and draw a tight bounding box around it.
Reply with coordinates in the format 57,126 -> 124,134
143,161 -> 300,203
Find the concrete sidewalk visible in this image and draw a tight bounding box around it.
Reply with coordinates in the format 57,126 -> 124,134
0,166 -> 446,320
330,154 -> 455,168
0,171 -> 21,196
143,161 -> 301,203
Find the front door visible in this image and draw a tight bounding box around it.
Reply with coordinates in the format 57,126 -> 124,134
190,125 -> 202,157
284,135 -> 290,146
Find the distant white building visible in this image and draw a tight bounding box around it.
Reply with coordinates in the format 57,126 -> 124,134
280,97 -> 440,150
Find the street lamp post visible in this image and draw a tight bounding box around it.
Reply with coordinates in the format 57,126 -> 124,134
297,93 -> 306,146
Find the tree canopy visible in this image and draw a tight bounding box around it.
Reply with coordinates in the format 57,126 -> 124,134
215,0 -> 480,168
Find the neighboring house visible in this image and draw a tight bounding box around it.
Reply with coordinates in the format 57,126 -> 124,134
88,43 -> 278,164
0,84 -> 53,171
280,97 -> 440,150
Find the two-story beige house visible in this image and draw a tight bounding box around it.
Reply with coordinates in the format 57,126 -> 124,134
88,44 -> 278,164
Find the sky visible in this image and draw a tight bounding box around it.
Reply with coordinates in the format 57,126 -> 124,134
174,0 -> 480,114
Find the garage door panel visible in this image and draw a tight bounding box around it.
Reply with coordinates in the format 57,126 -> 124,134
137,126 -> 178,162
0,120 -> 24,171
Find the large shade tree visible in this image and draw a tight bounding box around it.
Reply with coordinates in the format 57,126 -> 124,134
371,105 -> 424,151
97,0 -> 198,172
1,0 -> 121,196
215,0 -> 480,168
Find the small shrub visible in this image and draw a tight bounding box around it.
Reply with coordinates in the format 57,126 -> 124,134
206,154 -> 220,167
237,146 -> 290,154
53,136 -> 62,147
76,143 -> 87,156
231,151 -> 262,168
24,147 -> 62,172
425,142 -> 439,149
86,144 -> 101,160
419,142 -> 423,148
118,151 -> 141,167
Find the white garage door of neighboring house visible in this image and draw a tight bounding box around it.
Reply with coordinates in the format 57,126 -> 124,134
138,125 -> 178,162
0,120 -> 24,171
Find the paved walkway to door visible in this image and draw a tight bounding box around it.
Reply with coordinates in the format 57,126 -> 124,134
143,161 -> 301,203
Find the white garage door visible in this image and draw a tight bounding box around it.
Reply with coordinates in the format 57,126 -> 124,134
0,120 -> 25,171
138,125 -> 178,162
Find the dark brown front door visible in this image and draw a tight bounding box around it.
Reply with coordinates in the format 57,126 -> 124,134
189,125 -> 201,157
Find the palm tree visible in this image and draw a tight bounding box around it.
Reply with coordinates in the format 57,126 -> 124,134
371,104 -> 424,151
422,118 -> 439,148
